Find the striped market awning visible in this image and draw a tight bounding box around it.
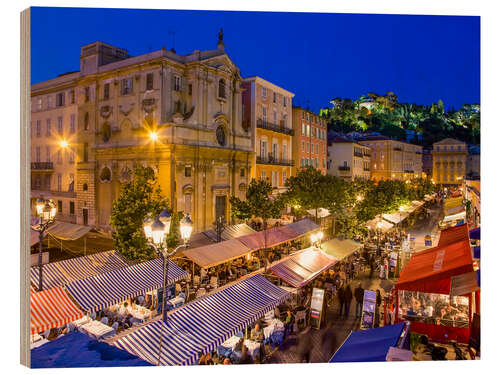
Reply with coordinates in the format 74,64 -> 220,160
269,248 -> 338,288
66,258 -> 187,312
286,219 -> 320,237
113,274 -> 290,366
31,286 -> 83,334
30,250 -> 129,291
237,225 -> 299,251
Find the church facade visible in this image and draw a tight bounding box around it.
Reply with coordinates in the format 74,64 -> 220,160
32,33 -> 253,233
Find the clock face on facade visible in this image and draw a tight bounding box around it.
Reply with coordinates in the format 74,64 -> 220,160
216,125 -> 226,146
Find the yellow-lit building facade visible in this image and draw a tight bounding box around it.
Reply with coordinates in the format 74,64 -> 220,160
31,73 -> 79,223
326,136 -> 371,180
32,37 -> 253,233
358,137 -> 423,181
431,138 -> 467,186
242,77 -> 294,192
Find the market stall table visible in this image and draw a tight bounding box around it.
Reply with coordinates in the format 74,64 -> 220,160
79,319 -> 114,340
167,296 -> 185,310
128,306 -> 152,321
263,319 -> 284,339
243,339 -> 260,359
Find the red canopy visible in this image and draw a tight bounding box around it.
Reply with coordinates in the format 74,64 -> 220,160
31,286 -> 84,334
396,240 -> 473,294
237,226 -> 299,251
438,223 -> 470,247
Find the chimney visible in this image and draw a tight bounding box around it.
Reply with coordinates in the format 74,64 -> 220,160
80,41 -> 130,75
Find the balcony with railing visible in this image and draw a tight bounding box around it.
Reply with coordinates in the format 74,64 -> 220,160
256,119 -> 294,136
353,151 -> 363,158
256,154 -> 295,166
363,167 -> 371,172
31,162 -> 54,171
363,152 -> 371,158
393,147 -> 403,152
338,165 -> 351,171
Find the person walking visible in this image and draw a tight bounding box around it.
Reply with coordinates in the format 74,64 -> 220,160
375,290 -> 382,327
343,285 -> 353,318
369,254 -> 375,279
354,283 -> 364,318
297,327 -> 313,363
337,285 -> 345,316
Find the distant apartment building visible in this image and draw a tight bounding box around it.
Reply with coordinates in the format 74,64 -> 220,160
327,135 -> 371,180
291,107 -> 328,175
242,76 -> 294,192
431,138 -> 467,186
31,73 -> 79,223
467,144 -> 480,178
465,178 -> 480,227
358,136 -> 423,181
422,148 -> 433,178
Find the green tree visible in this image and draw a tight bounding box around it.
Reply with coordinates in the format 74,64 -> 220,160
110,165 -> 168,261
282,167 -> 329,222
229,178 -> 284,228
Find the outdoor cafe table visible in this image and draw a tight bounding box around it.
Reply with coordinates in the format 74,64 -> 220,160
73,316 -> 91,328
220,335 -> 241,351
128,306 -> 152,321
78,319 -> 114,340
243,339 -> 260,359
263,319 -> 284,339
167,296 -> 185,310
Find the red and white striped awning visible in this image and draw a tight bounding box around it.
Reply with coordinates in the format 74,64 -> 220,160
31,286 -> 83,334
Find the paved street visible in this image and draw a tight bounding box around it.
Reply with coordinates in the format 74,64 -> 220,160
267,270 -> 395,364
267,201 -> 442,364
407,201 -> 443,251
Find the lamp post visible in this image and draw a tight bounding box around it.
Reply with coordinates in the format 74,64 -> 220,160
310,231 -> 324,248
143,208 -> 193,323
213,216 -> 226,243
31,198 -> 57,291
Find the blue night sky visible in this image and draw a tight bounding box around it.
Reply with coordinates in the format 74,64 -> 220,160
31,7 -> 480,112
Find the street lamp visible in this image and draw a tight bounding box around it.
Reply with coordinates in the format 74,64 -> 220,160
59,139 -> 69,148
310,231 -> 324,248
31,198 -> 57,291
143,208 -> 192,323
149,131 -> 159,142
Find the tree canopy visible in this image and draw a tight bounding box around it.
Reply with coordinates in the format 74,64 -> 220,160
110,165 -> 169,261
321,92 -> 480,146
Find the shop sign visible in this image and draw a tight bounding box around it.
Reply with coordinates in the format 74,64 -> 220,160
310,288 -> 325,330
360,289 -> 377,329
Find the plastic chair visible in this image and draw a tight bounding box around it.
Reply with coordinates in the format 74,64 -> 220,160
111,321 -> 119,333
137,295 -> 145,305
101,317 -> 109,325
178,292 -> 186,300
90,311 -> 97,320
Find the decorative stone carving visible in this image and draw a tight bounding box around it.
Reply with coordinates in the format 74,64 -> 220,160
101,122 -> 111,143
100,105 -> 113,119
99,166 -> 112,183
142,98 -> 156,113
119,103 -> 134,116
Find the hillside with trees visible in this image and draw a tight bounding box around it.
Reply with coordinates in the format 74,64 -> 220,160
320,92 -> 480,147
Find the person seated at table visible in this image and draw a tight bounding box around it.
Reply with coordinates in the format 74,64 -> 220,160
237,345 -> 253,364
250,323 -> 264,342
198,353 -> 214,365
143,294 -> 153,310
223,358 -> 232,365
118,302 -> 128,317
284,310 -> 295,336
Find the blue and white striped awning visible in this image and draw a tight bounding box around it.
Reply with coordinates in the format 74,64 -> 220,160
30,250 -> 129,291
113,274 -> 290,366
66,258 -> 187,312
